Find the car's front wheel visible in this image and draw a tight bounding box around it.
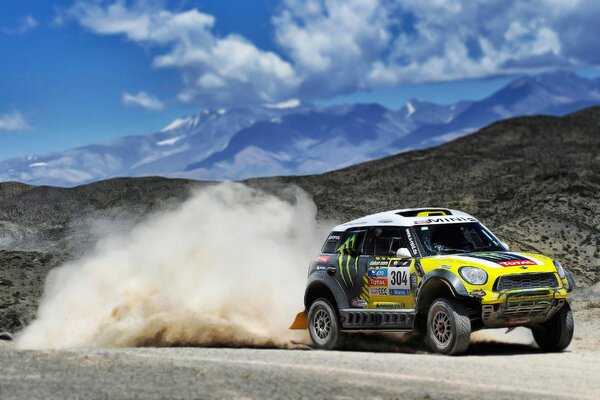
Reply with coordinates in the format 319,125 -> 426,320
426,298 -> 471,355
532,302 -> 574,352
308,298 -> 342,350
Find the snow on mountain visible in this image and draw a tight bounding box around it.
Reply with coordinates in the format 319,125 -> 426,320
0,71 -> 598,187
264,99 -> 301,109
390,71 -> 600,151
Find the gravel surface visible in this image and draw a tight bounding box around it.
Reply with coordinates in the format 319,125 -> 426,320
1,340 -> 598,400
2,307 -> 599,400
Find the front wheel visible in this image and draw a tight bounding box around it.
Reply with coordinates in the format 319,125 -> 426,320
308,298 -> 342,350
426,298 -> 471,355
532,302 -> 574,352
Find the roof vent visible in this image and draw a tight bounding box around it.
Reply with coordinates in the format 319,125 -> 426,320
397,209 -> 452,217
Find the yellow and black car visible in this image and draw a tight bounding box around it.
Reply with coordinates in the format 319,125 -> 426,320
293,208 -> 574,355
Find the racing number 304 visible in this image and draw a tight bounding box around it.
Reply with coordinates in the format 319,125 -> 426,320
390,269 -> 408,286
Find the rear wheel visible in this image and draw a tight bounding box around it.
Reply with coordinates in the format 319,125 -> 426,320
308,298 -> 342,350
426,298 -> 471,355
532,302 -> 574,352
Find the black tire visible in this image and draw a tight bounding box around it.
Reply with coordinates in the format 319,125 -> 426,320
532,302 -> 574,352
426,298 -> 471,355
308,298 -> 342,350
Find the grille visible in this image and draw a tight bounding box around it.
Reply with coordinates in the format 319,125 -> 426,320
494,273 -> 559,292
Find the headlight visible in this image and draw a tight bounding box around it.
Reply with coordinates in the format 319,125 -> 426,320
459,266 -> 488,285
553,260 -> 566,279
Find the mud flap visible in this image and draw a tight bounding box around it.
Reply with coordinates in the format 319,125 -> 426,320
289,311 -> 308,329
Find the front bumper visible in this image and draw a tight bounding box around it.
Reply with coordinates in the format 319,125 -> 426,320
480,288 -> 567,328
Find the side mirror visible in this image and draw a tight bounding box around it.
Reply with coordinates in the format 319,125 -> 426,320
500,241 -> 510,251
396,248 -> 412,259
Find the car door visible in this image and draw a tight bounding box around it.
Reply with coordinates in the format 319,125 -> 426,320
361,227 -> 417,310
335,228 -> 369,308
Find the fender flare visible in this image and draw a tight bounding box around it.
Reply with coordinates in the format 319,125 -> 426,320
304,272 -> 349,310
416,269 -> 469,309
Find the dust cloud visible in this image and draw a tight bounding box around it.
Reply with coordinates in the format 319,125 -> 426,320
471,327 -> 535,345
17,183 -> 327,349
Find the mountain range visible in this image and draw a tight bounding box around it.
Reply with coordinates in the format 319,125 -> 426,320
1,71 -> 599,187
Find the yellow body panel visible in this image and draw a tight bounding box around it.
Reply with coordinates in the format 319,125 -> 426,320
418,252 -> 569,303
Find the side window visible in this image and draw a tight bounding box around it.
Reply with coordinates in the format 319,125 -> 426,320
366,227 -> 406,256
321,232 -> 342,254
337,229 -> 367,254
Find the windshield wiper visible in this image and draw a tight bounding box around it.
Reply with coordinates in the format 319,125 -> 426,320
434,247 -> 467,255
471,246 -> 503,252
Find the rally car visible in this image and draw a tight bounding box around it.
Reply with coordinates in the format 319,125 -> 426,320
291,208 -> 575,355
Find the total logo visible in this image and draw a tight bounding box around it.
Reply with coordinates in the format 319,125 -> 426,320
498,259 -> 536,267
368,278 -> 387,286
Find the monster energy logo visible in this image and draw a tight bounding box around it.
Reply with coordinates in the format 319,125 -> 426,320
337,234 -> 359,287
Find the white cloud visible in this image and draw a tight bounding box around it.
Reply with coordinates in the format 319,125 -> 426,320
122,91 -> 165,111
70,1 -> 299,107
273,0 -> 600,90
67,0 -> 600,107
0,111 -> 30,132
3,15 -> 38,34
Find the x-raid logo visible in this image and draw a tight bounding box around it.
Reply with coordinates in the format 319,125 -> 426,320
413,216 -> 477,225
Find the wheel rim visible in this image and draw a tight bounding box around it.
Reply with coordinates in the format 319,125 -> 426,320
312,309 -> 331,340
431,309 -> 452,346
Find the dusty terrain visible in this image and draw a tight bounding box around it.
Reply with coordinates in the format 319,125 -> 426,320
1,307 -> 600,400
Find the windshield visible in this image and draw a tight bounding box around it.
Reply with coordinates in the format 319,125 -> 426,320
413,222 -> 505,256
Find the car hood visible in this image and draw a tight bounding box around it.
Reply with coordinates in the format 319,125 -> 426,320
422,251 -> 557,274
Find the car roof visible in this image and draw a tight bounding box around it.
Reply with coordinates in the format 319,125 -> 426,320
331,208 -> 479,232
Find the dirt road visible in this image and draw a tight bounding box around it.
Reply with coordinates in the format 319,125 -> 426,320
1,332 -> 598,400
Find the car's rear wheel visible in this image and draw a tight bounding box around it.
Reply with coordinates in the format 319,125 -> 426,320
426,298 -> 471,355
532,302 -> 574,352
308,298 -> 341,350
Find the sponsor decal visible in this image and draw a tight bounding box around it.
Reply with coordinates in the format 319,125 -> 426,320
370,287 -> 388,296
368,278 -> 387,286
374,302 -> 405,309
369,260 -> 389,267
351,298 -> 368,308
410,274 -> 418,288
337,233 -> 361,287
464,252 -> 538,267
389,289 -> 409,296
469,289 -> 486,298
497,259 -> 536,267
314,255 -> 331,263
405,228 -> 418,255
414,216 -> 477,225
328,235 -> 340,241
315,265 -> 327,271
368,268 -> 388,278
389,266 -> 410,291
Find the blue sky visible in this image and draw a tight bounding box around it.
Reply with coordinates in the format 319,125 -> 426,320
1,0 -> 599,160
